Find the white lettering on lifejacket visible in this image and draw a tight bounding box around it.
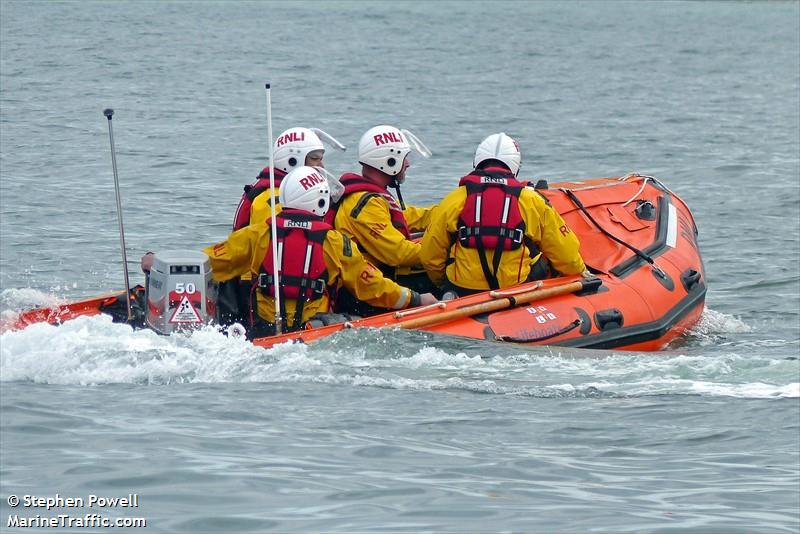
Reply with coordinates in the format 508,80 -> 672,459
299,172 -> 325,190
373,132 -> 403,146
277,131 -> 305,147
481,177 -> 507,184
285,220 -> 312,229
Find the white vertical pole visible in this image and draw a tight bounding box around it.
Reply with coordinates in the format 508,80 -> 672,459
265,83 -> 282,334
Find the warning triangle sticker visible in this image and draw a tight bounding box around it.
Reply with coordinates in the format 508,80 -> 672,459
169,295 -> 203,324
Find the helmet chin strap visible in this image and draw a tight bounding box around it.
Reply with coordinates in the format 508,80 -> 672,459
389,178 -> 406,210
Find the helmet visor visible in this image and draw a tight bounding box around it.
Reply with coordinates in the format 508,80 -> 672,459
401,129 -> 432,158
310,128 -> 347,152
311,166 -> 345,203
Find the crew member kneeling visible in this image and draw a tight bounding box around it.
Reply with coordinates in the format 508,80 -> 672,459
420,133 -> 589,296
206,166 -> 437,337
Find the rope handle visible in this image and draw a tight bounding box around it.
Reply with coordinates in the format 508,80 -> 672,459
394,301 -> 446,319
489,281 -> 543,298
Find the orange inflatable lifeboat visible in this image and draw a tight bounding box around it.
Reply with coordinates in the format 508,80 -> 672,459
252,173 -> 706,351
3,174 -> 705,352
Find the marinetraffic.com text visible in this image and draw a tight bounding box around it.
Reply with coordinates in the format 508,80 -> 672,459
6,493 -> 147,529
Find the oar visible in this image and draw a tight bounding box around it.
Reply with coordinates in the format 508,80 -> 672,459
397,277 -> 598,330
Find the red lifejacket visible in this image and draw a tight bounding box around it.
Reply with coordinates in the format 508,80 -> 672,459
258,209 -> 331,331
232,167 -> 287,231
328,173 -> 410,237
456,167 -> 533,289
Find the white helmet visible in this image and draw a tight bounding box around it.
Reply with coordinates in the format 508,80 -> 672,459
279,166 -> 330,217
358,125 -> 432,176
473,133 -> 522,177
273,127 -> 347,174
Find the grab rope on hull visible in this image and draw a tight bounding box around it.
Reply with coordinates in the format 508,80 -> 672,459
561,187 -> 668,280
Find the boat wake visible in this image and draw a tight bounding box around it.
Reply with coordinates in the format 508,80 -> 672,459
1,308 -> 796,398
1,286 -> 67,313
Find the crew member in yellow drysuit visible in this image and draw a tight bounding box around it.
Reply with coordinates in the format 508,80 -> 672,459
208,166 -> 437,336
332,125 -> 437,314
420,133 -> 588,296
221,127 -> 347,327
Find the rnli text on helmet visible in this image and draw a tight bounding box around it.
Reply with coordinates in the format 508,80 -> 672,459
299,171 -> 325,190
373,131 -> 404,146
277,131 -> 306,146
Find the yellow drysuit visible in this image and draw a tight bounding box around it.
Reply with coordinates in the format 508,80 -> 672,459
420,184 -> 585,291
204,223 -> 415,329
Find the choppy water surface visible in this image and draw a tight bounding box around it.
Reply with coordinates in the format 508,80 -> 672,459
1,2 -> 798,532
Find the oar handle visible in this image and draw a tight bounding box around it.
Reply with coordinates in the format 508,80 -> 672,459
398,279 -> 590,331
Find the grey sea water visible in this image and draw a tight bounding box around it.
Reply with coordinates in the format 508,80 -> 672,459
1,1 -> 798,532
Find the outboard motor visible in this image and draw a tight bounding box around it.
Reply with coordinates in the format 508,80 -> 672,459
145,250 -> 217,334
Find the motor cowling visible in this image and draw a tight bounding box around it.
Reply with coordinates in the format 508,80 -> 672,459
145,250 -> 217,334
